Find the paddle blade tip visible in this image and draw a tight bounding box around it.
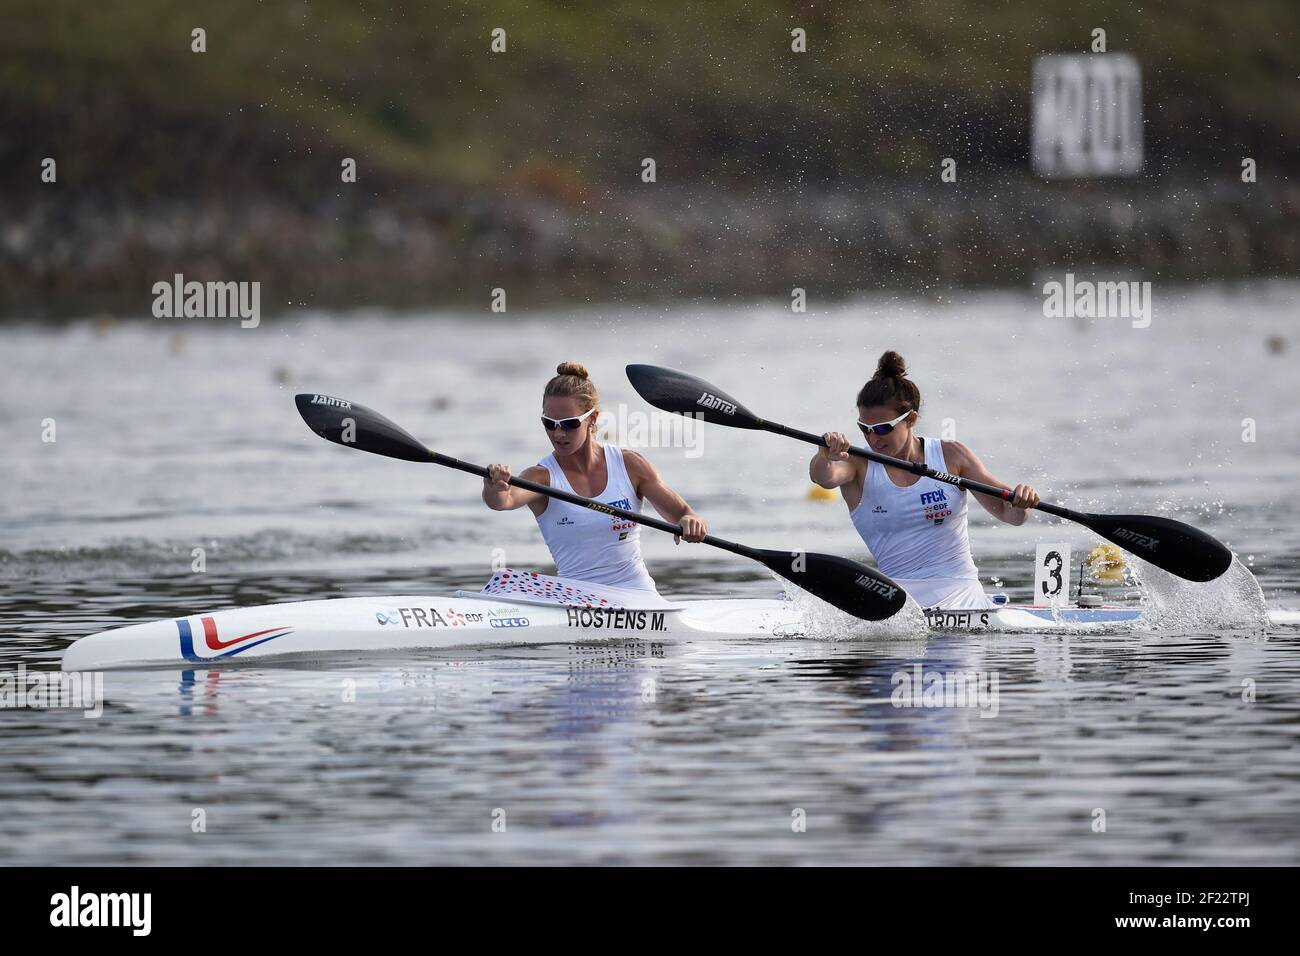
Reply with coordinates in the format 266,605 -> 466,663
1091,513 -> 1236,583
625,364 -> 762,428
294,393 -> 434,462
766,550 -> 909,621
1185,545 -> 1235,582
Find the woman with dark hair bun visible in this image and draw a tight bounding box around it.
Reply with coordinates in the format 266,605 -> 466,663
809,351 -> 1040,609
482,362 -> 706,594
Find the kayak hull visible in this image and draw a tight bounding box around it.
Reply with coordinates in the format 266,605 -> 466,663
59,594 -> 804,671
59,590 -> 1176,671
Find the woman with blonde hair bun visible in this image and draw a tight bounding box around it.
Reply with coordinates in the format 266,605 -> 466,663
483,361 -> 706,593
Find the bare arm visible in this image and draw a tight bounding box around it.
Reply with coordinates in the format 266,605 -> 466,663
945,441 -> 1039,526
622,450 -> 707,543
810,431 -> 857,487
482,464 -> 550,511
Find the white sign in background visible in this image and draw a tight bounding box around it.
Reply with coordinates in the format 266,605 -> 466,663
1032,53 -> 1143,178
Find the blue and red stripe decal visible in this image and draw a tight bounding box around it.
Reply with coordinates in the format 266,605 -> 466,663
177,616 -> 294,661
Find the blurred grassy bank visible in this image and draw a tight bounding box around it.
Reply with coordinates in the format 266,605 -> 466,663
2,0 -> 1297,315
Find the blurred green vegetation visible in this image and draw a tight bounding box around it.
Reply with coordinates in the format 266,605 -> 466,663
2,0 -> 1296,195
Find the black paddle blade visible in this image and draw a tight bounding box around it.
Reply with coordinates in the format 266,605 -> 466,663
295,394 -> 434,463
753,549 -> 908,621
1084,513 -> 1233,582
626,364 -> 763,429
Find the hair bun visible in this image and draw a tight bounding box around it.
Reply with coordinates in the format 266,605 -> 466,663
857,349 -> 921,415
874,350 -> 908,380
556,361 -> 589,379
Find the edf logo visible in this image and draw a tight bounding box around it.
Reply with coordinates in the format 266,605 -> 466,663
920,489 -> 948,505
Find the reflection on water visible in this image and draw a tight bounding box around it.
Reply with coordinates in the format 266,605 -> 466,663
2,564 -> 1295,865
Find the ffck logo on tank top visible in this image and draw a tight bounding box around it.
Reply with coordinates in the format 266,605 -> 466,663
920,488 -> 953,525
608,498 -> 635,536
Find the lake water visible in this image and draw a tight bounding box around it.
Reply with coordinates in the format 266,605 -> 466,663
2,280 -> 1298,864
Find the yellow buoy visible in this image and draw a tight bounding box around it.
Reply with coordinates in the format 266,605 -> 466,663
1086,543 -> 1127,583
806,484 -> 838,502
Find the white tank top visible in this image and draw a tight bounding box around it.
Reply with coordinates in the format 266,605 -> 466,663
849,437 -> 991,609
535,444 -> 657,592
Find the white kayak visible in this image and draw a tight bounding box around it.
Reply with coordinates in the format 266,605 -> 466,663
62,592 -> 801,671
60,571 -> 1297,672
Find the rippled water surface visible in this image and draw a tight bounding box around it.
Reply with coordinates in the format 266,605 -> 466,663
3,282 -> 1299,864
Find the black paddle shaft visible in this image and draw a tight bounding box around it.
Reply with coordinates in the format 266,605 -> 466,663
770,421 -> 1060,509
294,392 -> 908,620
624,365 -> 1035,507
765,424 -> 1231,582
431,450 -> 729,549
624,364 -> 1234,583
431,453 -> 904,618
